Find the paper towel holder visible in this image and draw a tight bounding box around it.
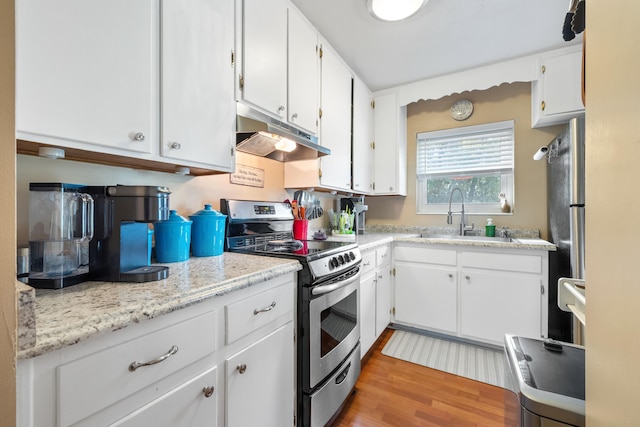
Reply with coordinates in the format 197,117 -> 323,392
533,146 -> 549,161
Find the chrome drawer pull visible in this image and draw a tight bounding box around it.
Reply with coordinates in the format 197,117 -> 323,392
237,364 -> 247,374
254,301 -> 276,315
128,345 -> 178,372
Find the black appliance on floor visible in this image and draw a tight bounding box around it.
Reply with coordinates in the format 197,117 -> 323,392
221,199 -> 362,427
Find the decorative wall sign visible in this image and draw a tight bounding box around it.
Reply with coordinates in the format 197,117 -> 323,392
230,164 -> 265,188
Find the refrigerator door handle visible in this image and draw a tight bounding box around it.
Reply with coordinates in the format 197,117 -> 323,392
570,206 -> 586,279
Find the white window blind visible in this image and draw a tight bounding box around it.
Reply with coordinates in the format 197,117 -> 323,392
417,121 -> 514,177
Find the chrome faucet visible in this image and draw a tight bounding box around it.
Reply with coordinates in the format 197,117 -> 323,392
447,187 -> 474,235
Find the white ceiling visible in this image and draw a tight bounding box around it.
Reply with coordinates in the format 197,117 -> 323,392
290,0 -> 582,92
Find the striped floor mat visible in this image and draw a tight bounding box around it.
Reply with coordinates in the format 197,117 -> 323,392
381,329 -> 510,388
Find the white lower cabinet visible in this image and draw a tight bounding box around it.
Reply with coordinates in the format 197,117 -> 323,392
395,263 -> 458,334
393,244 -> 548,346
226,322 -> 294,427
17,274 -> 295,427
359,243 -> 392,357
459,270 -> 542,343
112,366 -> 218,427
359,251 -> 377,355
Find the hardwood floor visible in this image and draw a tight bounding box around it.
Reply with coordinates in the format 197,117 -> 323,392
331,329 -> 520,427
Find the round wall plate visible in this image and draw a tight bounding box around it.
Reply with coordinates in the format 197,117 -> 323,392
451,99 -> 474,121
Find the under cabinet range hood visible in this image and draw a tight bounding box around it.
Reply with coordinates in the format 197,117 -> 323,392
236,103 -> 330,162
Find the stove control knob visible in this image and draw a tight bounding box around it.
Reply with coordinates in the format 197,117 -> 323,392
349,252 -> 356,261
338,255 -> 345,265
329,257 -> 338,269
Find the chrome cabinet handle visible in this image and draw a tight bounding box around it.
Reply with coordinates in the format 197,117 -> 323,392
277,105 -> 285,112
291,113 -> 298,120
202,386 -> 215,398
448,273 -> 454,278
133,132 -> 145,141
254,301 -> 276,315
237,364 -> 247,374
465,275 -> 471,280
170,142 -> 181,150
129,345 -> 178,372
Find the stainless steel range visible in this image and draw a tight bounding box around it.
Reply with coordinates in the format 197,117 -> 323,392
221,199 -> 361,427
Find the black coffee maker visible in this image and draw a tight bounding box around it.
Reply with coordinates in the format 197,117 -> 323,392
83,185 -> 171,282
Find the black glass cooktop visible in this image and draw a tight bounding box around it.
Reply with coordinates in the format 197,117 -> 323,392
233,239 -> 355,259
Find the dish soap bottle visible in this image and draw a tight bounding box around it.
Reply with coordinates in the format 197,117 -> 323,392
485,218 -> 496,237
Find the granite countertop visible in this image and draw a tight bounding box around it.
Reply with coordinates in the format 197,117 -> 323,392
18,253 -> 301,360
392,235 -> 557,251
362,225 -> 557,251
327,230 -> 556,251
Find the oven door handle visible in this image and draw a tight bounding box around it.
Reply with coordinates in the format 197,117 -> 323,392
311,271 -> 360,296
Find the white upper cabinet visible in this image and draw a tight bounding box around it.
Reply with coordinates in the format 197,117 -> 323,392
373,92 -> 407,196
287,6 -> 320,135
352,77 -> 374,194
283,39 -> 352,192
318,41 -> 353,191
531,45 -> 585,128
238,0 -> 288,119
16,0 -> 236,174
160,0 -> 235,171
16,0 -> 157,156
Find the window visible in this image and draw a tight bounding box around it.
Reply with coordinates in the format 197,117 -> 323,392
416,120 -> 514,215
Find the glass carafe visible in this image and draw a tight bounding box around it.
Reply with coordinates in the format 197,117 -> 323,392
28,183 -> 94,282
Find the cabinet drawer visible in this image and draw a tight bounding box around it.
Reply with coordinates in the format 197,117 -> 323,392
360,251 -> 376,275
112,365 -> 218,427
376,245 -> 390,267
460,251 -> 542,274
226,282 -> 294,344
395,245 -> 456,266
58,310 -> 217,427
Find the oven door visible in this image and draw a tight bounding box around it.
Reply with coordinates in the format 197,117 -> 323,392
306,268 -> 360,390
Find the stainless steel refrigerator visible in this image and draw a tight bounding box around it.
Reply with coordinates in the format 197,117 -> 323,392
546,116 -> 585,342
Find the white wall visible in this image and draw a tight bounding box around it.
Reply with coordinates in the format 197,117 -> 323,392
585,1 -> 640,425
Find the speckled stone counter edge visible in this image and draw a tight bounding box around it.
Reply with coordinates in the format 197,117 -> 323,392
366,224 -> 542,239
18,253 -> 301,360
17,281 -> 36,352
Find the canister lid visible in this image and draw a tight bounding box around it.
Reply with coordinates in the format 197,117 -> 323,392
190,204 -> 226,218
158,210 -> 192,223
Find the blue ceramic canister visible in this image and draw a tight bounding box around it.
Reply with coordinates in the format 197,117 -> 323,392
189,204 -> 227,257
154,210 -> 192,262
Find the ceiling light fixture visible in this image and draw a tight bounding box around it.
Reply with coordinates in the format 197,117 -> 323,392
367,0 -> 427,22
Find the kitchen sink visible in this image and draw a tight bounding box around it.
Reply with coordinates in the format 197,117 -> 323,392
419,234 -> 515,243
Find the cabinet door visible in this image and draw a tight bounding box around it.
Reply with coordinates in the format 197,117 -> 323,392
161,0 -> 235,171
373,93 -> 407,195
352,77 -> 374,194
359,270 -> 377,357
16,0 -> 155,155
375,267 -> 392,336
112,366 -> 218,427
531,47 -> 585,128
226,322 -> 294,427
540,51 -> 583,116
460,270 -> 542,344
319,41 -> 353,191
288,6 -> 319,134
240,0 -> 288,118
395,263 -> 457,334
